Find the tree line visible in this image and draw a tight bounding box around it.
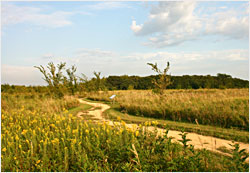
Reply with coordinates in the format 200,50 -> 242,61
1,62 -> 248,97
105,73 -> 249,90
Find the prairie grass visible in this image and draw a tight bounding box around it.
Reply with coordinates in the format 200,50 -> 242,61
1,93 -> 80,114
87,89 -> 249,130
1,93 -> 249,171
102,105 -> 249,143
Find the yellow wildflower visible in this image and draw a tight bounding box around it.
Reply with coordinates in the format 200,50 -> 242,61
15,135 -> 19,141
135,131 -> 139,137
117,116 -> 121,121
119,129 -> 123,134
36,160 -> 41,164
19,144 -> 22,149
21,130 -> 28,135
95,132 -> 99,138
72,139 -> 77,145
152,121 -> 158,126
121,121 -> 126,126
85,129 -> 89,134
2,148 -> 6,152
72,129 -> 78,134
51,138 -> 59,144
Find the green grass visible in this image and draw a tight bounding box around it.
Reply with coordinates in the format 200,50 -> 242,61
87,89 -> 249,130
1,93 -> 249,172
98,101 -> 249,143
68,103 -> 93,116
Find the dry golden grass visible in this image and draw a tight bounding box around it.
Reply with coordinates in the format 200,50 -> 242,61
87,89 -> 249,130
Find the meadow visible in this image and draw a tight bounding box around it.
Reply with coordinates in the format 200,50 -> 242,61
87,89 -> 249,131
1,91 -> 249,171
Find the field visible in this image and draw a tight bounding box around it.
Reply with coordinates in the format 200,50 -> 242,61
87,89 -> 249,130
1,90 -> 249,172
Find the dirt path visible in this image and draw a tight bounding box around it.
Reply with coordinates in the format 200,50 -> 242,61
78,99 -> 249,157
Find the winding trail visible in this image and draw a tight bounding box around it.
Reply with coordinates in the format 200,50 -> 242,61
77,99 -> 249,157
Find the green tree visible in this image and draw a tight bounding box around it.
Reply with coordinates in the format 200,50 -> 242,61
66,65 -> 78,95
34,62 -> 66,98
147,62 -> 171,95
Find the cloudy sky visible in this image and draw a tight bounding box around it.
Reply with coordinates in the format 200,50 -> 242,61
1,1 -> 249,85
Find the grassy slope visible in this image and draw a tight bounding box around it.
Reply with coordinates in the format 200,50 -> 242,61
83,98 -> 249,143
68,103 -> 93,115
86,89 -> 249,130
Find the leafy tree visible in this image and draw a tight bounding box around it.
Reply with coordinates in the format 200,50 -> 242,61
147,62 -> 171,95
93,71 -> 106,91
34,62 -> 66,98
66,65 -> 78,95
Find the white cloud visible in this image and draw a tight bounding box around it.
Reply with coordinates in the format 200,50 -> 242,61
205,11 -> 248,39
2,4 -> 74,28
1,64 -> 46,86
123,49 -> 248,62
131,1 -> 249,47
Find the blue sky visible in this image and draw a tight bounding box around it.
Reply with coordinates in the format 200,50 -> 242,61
1,1 -> 249,85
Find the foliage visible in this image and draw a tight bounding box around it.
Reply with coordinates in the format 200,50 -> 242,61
87,89 -> 249,130
34,62 -> 67,98
66,65 -> 78,95
229,142 -> 249,171
104,74 -> 248,90
1,94 -> 249,172
103,104 -> 249,143
147,62 -> 171,95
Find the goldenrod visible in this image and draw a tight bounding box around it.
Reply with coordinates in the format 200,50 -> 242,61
135,131 -> 139,137
21,130 -> 28,135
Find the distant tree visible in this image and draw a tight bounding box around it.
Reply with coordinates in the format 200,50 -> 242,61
66,65 -> 78,95
147,62 -> 171,95
34,62 -> 66,98
93,71 -> 106,91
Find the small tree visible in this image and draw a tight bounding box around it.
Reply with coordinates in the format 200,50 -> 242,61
147,62 -> 171,95
66,65 -> 78,95
93,71 -> 106,91
34,62 -> 66,98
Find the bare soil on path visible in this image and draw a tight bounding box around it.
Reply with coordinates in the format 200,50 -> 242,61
77,99 -> 249,158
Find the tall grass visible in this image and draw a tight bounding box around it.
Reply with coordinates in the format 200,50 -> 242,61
87,89 -> 249,130
1,93 -> 249,171
1,93 -> 80,114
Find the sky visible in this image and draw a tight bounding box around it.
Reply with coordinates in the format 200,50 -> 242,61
1,1 -> 249,86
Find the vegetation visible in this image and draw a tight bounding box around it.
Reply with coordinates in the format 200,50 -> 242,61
101,103 -> 249,143
147,62 -> 171,94
87,89 -> 249,131
1,93 -> 249,172
34,62 -> 68,98
1,62 -> 249,171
